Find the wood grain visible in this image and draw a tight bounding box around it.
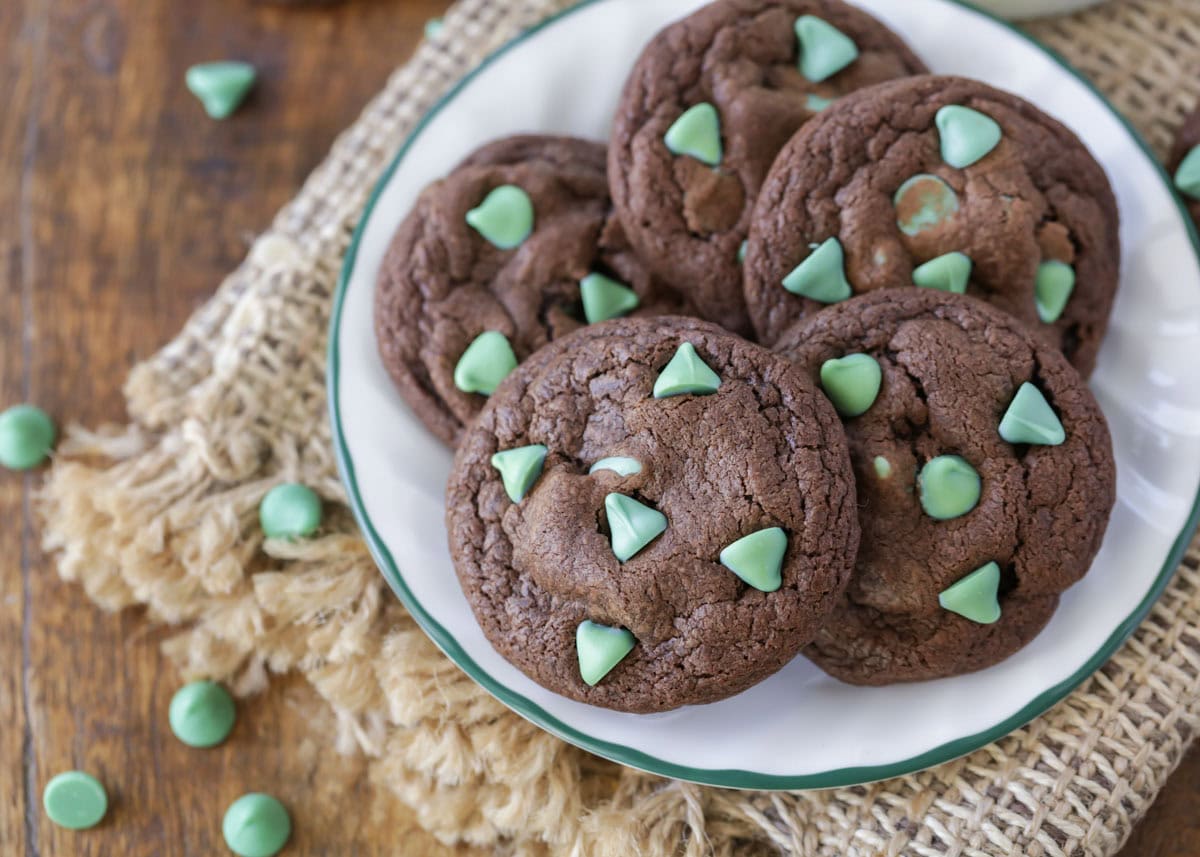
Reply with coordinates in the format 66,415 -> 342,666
1,0 -> 1199,854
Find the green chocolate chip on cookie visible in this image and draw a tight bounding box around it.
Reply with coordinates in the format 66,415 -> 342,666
782,237 -> 852,303
936,105 -> 1002,169
0,404 -> 55,470
805,93 -> 835,112
737,240 -> 749,264
719,527 -> 787,592
466,185 -> 534,249
939,561 -> 1002,625
223,793 -> 292,857
454,331 -> 518,395
576,620 -> 636,686
169,680 -> 236,748
894,174 -> 960,237
490,444 -> 548,503
912,251 -> 972,294
1176,144 -> 1200,199
794,15 -> 859,83
918,455 -> 981,520
873,456 -> 893,479
999,382 -> 1065,446
1034,260 -> 1075,323
589,456 -> 642,477
664,103 -> 723,167
580,272 -> 639,324
186,61 -> 256,120
605,493 -> 667,562
43,771 -> 108,830
653,342 -> 721,398
259,483 -> 322,539
819,353 -> 882,418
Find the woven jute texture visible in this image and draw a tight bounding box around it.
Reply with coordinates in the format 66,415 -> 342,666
38,1 -> 1200,855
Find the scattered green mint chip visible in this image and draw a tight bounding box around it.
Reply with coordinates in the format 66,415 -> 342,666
43,771 -> 108,830
936,105 -> 1002,169
913,251 -> 972,294
819,353 -> 882,418
576,620 -> 636,686
589,457 -> 642,477
794,15 -> 859,83
1176,144 -> 1200,199
918,455 -> 982,520
664,102 -> 723,167
453,331 -> 518,395
894,174 -> 960,237
490,444 -> 547,503
805,93 -> 834,112
939,561 -> 1002,625
424,17 -> 444,39
580,273 -> 639,324
782,237 -> 852,303
999,382 -> 1065,446
465,185 -> 534,249
737,240 -> 749,264
873,456 -> 893,479
0,403 -> 55,470
169,680 -> 236,748
719,527 -> 787,592
1034,260 -> 1075,323
259,482 -> 322,539
185,61 -> 256,120
653,342 -> 721,398
223,793 -> 292,857
605,493 -> 667,562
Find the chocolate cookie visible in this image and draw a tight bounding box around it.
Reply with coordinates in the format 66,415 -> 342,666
745,75 -> 1120,377
447,316 -> 860,712
774,289 -> 1115,685
375,135 -> 692,447
608,0 -> 926,336
1169,104 -> 1200,228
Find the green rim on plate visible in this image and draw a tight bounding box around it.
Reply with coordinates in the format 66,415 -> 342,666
329,0 -> 1200,789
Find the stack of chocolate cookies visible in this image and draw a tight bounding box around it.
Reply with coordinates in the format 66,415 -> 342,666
375,0 -> 1120,713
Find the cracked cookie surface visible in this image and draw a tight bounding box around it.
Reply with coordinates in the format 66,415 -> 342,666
375,135 -> 692,447
447,316 -> 859,712
745,75 -> 1119,377
608,0 -> 926,337
776,290 -> 1116,684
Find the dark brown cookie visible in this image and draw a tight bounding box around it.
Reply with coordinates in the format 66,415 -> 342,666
775,290 -> 1116,685
1169,105 -> 1200,228
745,75 -> 1120,377
447,316 -> 860,712
375,135 -> 692,447
608,0 -> 926,336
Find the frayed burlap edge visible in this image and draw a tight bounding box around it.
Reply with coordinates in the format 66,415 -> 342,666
38,1 -> 1200,855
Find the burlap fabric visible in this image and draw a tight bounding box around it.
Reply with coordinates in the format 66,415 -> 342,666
39,1 -> 1200,854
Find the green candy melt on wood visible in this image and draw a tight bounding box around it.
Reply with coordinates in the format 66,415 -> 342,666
454,331 -> 518,395
918,455 -> 981,520
912,251 -> 971,294
576,621 -> 636,686
782,238 -> 852,303
999,382 -> 1065,446
605,493 -> 667,562
819,353 -> 882,418
0,404 -> 56,470
185,61 -> 256,120
936,105 -> 1002,169
490,444 -> 547,503
580,273 -> 639,324
260,482 -> 322,539
589,456 -> 642,477
939,562 -> 1002,625
1034,260 -> 1076,323
466,185 -> 534,249
43,771 -> 108,830
719,527 -> 787,592
794,15 -> 859,83
223,793 -> 292,857
169,680 -> 236,748
664,103 -> 723,167
653,342 -> 721,398
1176,144 -> 1200,199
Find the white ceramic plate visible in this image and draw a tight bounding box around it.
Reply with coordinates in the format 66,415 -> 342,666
331,0 -> 1200,788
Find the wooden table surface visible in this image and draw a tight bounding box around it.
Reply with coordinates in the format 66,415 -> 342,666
1,1 -> 1199,855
